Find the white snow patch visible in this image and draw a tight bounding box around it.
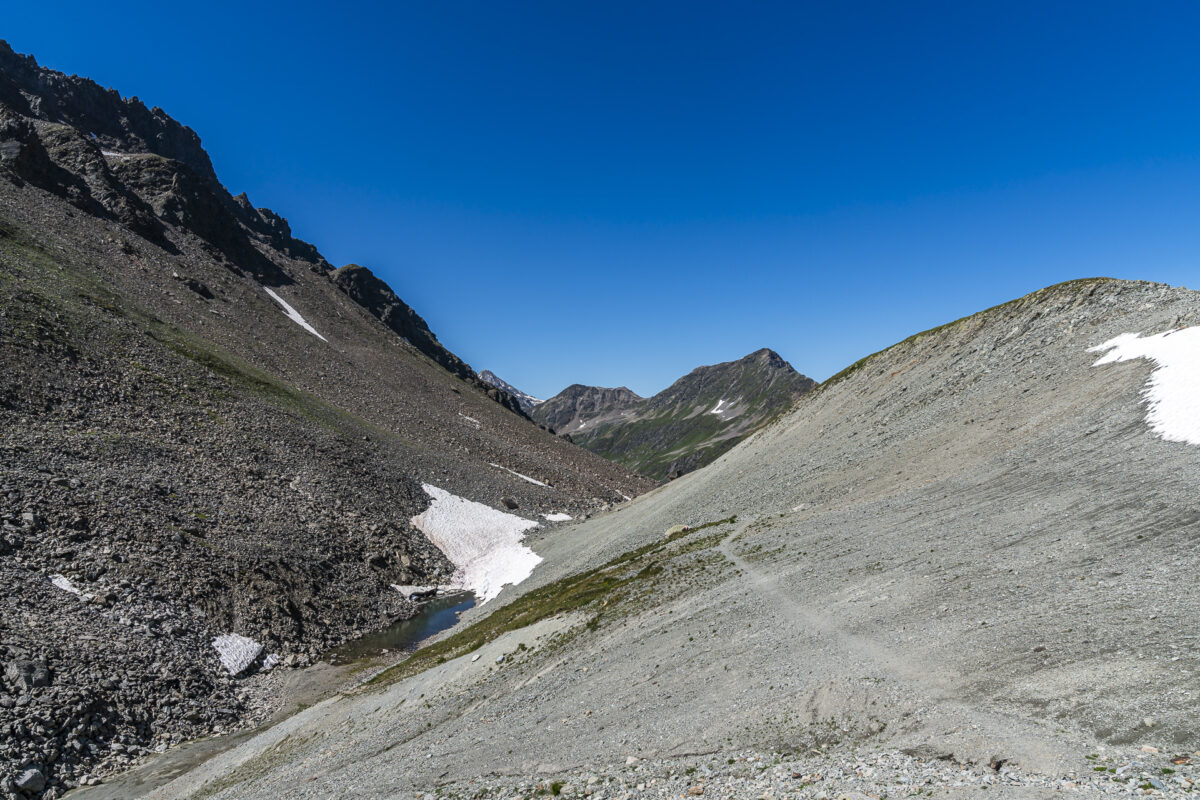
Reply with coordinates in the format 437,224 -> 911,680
619,492 -> 632,502
410,484 -> 541,603
709,397 -> 742,416
263,287 -> 328,342
49,574 -> 91,599
212,633 -> 264,675
458,412 -> 481,429
261,653 -> 280,671
1089,327 -> 1200,446
541,512 -> 573,522
488,463 -> 547,487
99,149 -> 130,158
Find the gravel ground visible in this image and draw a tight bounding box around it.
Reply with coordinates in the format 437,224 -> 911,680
422,746 -> 1200,799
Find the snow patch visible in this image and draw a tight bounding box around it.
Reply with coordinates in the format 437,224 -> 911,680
709,397 -> 741,416
541,512 -> 573,522
410,484 -> 541,603
212,633 -> 264,675
1089,327 -> 1200,446
49,574 -> 91,599
263,287 -> 328,342
458,412 -> 481,429
488,463 -> 547,487
261,653 -> 280,671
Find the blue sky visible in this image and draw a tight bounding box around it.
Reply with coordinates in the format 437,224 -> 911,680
7,2 -> 1200,397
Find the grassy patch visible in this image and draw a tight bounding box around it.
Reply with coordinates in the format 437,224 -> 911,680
367,516 -> 737,688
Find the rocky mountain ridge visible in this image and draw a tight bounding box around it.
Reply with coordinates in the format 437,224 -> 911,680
478,370 -> 541,415
533,348 -> 815,480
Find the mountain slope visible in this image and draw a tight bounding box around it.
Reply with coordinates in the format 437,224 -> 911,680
158,278 -> 1200,799
0,42 -> 652,798
533,348 -> 815,480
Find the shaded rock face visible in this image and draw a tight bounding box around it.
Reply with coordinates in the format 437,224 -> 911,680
0,39 -> 324,282
331,263 -> 474,380
533,349 -> 816,481
0,38 -> 529,412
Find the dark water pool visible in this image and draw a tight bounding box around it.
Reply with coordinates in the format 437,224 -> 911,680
325,592 -> 476,665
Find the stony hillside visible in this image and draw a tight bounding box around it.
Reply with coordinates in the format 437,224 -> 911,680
533,348 -> 815,480
152,278 -> 1200,800
0,41 -> 651,799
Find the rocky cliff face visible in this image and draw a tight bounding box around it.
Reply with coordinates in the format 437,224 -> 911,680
0,42 -> 651,799
533,349 -> 815,480
0,41 -> 325,283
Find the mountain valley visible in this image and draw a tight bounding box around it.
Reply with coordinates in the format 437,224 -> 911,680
0,37 -> 1197,800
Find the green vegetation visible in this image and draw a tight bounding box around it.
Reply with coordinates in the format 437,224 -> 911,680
367,516 -> 737,688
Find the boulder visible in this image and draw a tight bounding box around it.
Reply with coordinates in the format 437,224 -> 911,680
4,661 -> 50,691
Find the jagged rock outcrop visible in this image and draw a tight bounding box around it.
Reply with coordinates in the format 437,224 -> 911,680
329,264 -> 533,419
533,349 -> 815,480
478,370 -> 541,415
330,263 -> 474,379
0,40 -> 325,281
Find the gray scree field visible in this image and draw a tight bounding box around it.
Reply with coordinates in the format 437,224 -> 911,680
112,279 -> 1200,799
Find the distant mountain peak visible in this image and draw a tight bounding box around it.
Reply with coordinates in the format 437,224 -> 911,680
533,349 -> 814,480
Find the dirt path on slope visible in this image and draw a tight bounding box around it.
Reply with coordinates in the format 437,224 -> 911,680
715,517 -> 1078,773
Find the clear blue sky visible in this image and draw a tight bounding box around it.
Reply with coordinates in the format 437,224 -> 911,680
7,2 -> 1200,397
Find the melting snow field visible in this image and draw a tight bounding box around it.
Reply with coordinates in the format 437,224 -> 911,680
263,287 -> 328,342
1090,327 -> 1200,446
709,398 -> 735,416
541,512 -> 573,522
410,484 -> 541,603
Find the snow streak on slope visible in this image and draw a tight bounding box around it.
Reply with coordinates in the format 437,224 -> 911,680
263,287 -> 328,342
488,463 -> 547,486
1090,326 -> 1200,446
410,484 -> 541,603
